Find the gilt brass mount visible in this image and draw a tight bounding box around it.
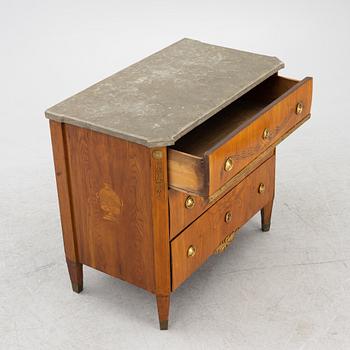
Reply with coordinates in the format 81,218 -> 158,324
224,157 -> 234,172
258,183 -> 265,194
225,211 -> 232,223
187,245 -> 196,257
296,102 -> 303,115
214,228 -> 239,254
262,128 -> 271,140
185,196 -> 195,209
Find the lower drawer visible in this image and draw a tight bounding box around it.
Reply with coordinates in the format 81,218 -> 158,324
171,155 -> 275,290
168,148 -> 275,239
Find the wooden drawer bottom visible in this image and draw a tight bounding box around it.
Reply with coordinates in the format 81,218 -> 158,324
171,155 -> 275,290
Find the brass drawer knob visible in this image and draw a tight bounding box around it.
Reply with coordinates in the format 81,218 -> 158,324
296,102 -> 304,115
224,157 -> 234,172
225,211 -> 232,223
258,183 -> 265,194
262,128 -> 270,140
187,245 -> 196,257
185,196 -> 195,209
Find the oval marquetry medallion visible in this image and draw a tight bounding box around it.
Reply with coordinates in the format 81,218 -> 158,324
97,183 -> 123,222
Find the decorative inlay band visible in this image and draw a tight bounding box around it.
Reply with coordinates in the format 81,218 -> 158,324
153,150 -> 164,198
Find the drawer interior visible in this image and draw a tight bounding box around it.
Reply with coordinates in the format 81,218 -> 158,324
170,75 -> 298,157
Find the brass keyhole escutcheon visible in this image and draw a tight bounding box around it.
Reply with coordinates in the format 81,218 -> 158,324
296,102 -> 303,115
187,245 -> 196,257
262,128 -> 270,140
225,211 -> 232,223
224,157 -> 234,172
258,183 -> 265,194
185,196 -> 195,209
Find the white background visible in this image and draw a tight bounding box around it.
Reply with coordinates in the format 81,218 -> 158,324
1,1 -> 350,349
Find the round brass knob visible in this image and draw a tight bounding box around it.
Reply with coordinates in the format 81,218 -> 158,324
258,183 -> 265,194
262,128 -> 270,140
225,211 -> 232,223
296,102 -> 303,115
185,196 -> 195,209
224,157 -> 234,172
187,245 -> 196,257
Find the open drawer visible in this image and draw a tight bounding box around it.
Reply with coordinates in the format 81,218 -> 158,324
168,75 -> 313,197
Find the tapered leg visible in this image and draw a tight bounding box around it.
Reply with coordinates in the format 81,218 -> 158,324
156,295 -> 170,330
261,199 -> 273,232
66,259 -> 83,293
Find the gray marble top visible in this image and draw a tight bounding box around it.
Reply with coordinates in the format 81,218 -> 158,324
45,38 -> 284,147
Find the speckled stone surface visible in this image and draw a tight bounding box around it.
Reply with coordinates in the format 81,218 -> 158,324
45,38 -> 284,147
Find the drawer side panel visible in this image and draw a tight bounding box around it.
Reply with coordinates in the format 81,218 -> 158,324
62,124 -> 158,292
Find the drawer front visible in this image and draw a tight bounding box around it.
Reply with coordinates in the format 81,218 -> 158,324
207,77 -> 312,195
169,148 -> 275,239
169,189 -> 208,239
171,155 -> 275,290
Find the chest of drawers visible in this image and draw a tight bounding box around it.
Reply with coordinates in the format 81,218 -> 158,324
46,39 -> 312,330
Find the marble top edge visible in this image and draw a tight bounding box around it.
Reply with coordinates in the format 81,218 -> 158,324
45,38 -> 285,147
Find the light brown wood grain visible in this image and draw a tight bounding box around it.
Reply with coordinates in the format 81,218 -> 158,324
150,148 -> 171,295
207,77 -> 312,195
62,124 -> 159,293
167,149 -> 207,195
150,148 -> 171,328
66,259 -> 83,293
171,155 -> 276,290
168,148 -> 275,239
49,121 -> 79,263
261,199 -> 274,232
49,71 -> 313,330
156,295 -> 170,330
168,190 -> 209,240
168,75 -> 313,196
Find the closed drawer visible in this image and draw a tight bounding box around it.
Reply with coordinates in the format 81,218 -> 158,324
171,155 -> 275,290
168,75 -> 312,196
169,148 -> 275,239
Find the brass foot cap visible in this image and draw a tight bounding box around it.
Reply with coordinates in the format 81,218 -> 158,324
159,320 -> 168,330
262,223 -> 271,232
72,282 -> 83,294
